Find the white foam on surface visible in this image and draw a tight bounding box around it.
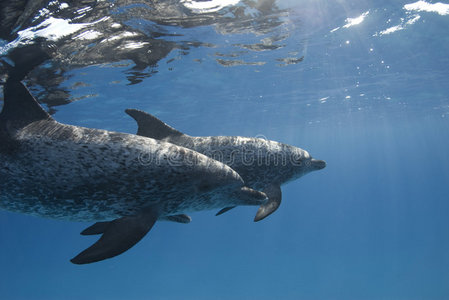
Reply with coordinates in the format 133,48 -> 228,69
181,0 -> 240,13
404,1 -> 449,15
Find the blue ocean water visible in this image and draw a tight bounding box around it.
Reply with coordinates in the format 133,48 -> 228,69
1,0 -> 449,299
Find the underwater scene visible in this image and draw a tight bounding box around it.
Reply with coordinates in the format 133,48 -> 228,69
0,0 -> 448,299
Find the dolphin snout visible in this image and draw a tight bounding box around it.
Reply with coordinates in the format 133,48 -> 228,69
311,159 -> 326,170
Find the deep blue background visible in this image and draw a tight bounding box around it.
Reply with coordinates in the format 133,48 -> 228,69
1,0 -> 449,299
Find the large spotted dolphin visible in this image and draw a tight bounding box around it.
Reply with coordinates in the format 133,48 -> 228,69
0,79 -> 267,264
123,109 -> 326,221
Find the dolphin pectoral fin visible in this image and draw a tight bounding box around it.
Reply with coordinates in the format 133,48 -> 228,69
215,206 -> 236,216
125,108 -> 185,140
254,185 -> 282,222
71,210 -> 157,265
80,213 -> 191,235
164,214 -> 192,224
80,221 -> 110,235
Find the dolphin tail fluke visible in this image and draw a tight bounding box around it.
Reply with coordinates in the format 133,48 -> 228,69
215,206 -> 236,216
125,108 -> 186,140
254,184 -> 282,222
71,210 -> 157,265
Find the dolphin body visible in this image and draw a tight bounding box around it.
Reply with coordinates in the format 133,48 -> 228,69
0,79 -> 267,264
123,109 -> 326,221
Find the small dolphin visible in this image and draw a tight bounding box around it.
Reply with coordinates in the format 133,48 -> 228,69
124,109 -> 326,221
0,79 -> 267,264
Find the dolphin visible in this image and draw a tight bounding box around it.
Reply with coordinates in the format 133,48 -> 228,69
0,79 -> 267,264
122,109 -> 326,222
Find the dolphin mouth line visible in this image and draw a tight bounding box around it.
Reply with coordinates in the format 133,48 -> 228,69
311,159 -> 326,170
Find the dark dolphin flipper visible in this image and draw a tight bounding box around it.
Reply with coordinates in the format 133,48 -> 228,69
80,222 -> 110,235
80,214 -> 192,237
215,206 -> 236,216
71,210 -> 157,264
164,214 -> 192,224
254,184 -> 282,222
216,186 -> 281,221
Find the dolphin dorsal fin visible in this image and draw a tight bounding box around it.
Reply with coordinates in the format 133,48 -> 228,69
0,79 -> 53,129
125,108 -> 185,140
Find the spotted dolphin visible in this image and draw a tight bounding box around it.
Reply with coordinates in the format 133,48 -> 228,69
0,79 -> 267,264
123,109 -> 326,221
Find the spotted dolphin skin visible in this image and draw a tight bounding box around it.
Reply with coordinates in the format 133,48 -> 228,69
0,79 -> 267,264
124,109 -> 326,221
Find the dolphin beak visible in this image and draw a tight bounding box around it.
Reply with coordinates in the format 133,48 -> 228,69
311,159 -> 326,170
